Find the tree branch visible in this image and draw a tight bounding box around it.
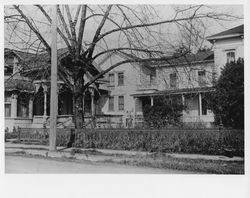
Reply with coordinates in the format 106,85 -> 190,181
57,5 -> 74,50
85,5 -> 113,59
92,47 -> 164,60
65,5 -> 77,54
35,5 -> 73,55
76,5 -> 87,59
13,5 -> 51,54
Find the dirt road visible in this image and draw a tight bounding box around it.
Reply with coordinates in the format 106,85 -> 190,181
5,155 -> 195,174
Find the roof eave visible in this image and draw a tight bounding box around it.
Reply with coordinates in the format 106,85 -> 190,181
207,33 -> 244,42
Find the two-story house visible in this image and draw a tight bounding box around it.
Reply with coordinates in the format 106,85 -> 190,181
131,51 -> 215,127
102,24 -> 244,128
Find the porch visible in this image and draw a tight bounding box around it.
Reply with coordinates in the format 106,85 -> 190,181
132,87 -> 215,127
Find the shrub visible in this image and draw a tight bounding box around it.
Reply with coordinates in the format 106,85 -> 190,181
209,58 -> 244,129
143,95 -> 185,128
10,128 -> 244,157
70,129 -> 244,156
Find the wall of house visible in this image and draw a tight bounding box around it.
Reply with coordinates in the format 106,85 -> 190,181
213,37 -> 244,77
156,61 -> 214,91
99,54 -> 141,124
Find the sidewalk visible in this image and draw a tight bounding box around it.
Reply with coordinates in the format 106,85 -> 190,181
5,141 -> 244,162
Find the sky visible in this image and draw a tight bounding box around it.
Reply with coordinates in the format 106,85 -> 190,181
4,4 -> 244,57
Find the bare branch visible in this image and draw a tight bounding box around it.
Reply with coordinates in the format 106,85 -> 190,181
35,5 -> 73,55
65,5 -> 77,53
85,5 -> 113,59
13,5 -> 51,54
74,5 -> 82,24
57,5 -> 73,49
76,5 -> 87,59
92,47 -> 164,60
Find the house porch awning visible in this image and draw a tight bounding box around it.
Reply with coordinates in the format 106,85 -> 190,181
5,78 -> 36,93
131,87 -> 215,97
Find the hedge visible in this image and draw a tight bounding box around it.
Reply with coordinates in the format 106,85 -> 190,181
6,128 -> 244,156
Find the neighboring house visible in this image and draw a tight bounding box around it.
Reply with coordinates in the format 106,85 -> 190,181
101,24 -> 244,127
206,24 -> 244,78
4,48 -> 108,131
4,25 -> 244,130
131,51 -> 215,127
98,52 -> 142,127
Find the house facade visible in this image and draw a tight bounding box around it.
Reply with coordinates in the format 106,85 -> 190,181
101,24 -> 244,127
4,25 -> 244,131
4,48 -> 108,131
102,51 -> 215,127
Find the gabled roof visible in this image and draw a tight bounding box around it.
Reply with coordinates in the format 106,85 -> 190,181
4,47 -> 102,80
207,25 -> 244,42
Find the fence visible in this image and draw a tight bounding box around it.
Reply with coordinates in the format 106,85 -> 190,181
6,127 -> 244,156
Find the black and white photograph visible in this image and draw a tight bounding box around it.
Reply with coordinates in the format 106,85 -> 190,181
1,1 -> 249,198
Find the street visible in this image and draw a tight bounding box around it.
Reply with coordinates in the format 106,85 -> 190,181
5,155 -> 194,174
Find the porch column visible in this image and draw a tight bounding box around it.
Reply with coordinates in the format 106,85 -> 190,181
42,84 -> 48,118
11,93 -> 18,118
82,91 -> 85,114
90,89 -> 95,116
198,93 -> 202,116
133,97 -> 138,127
28,98 -> 33,119
181,94 -> 185,121
150,96 -> 154,106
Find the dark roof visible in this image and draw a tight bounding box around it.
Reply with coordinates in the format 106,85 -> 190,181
207,25 -> 244,41
150,51 -> 214,67
4,47 -> 101,79
131,87 -> 215,97
5,78 -> 36,93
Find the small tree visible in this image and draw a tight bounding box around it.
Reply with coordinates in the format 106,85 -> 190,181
143,96 -> 185,128
210,58 -> 244,129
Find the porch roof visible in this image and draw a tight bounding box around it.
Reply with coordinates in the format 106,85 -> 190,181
5,78 -> 36,93
131,87 -> 215,97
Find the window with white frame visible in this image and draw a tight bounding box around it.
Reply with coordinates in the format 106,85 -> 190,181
226,51 -> 235,63
17,94 -> 29,118
108,73 -> 115,86
4,56 -> 14,76
108,96 -> 114,111
118,72 -> 124,86
170,72 -> 177,88
201,95 -> 208,115
5,95 -> 11,117
198,70 -> 206,86
118,96 -> 124,111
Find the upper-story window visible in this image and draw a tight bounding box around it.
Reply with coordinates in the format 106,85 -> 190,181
118,72 -> 124,86
198,70 -> 206,86
170,73 -> 177,88
226,51 -> 235,63
4,56 -> 14,76
108,73 -> 115,86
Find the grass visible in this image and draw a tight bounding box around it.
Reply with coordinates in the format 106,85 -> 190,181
98,154 -> 244,174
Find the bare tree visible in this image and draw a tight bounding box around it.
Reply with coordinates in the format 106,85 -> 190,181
4,4 -> 241,129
